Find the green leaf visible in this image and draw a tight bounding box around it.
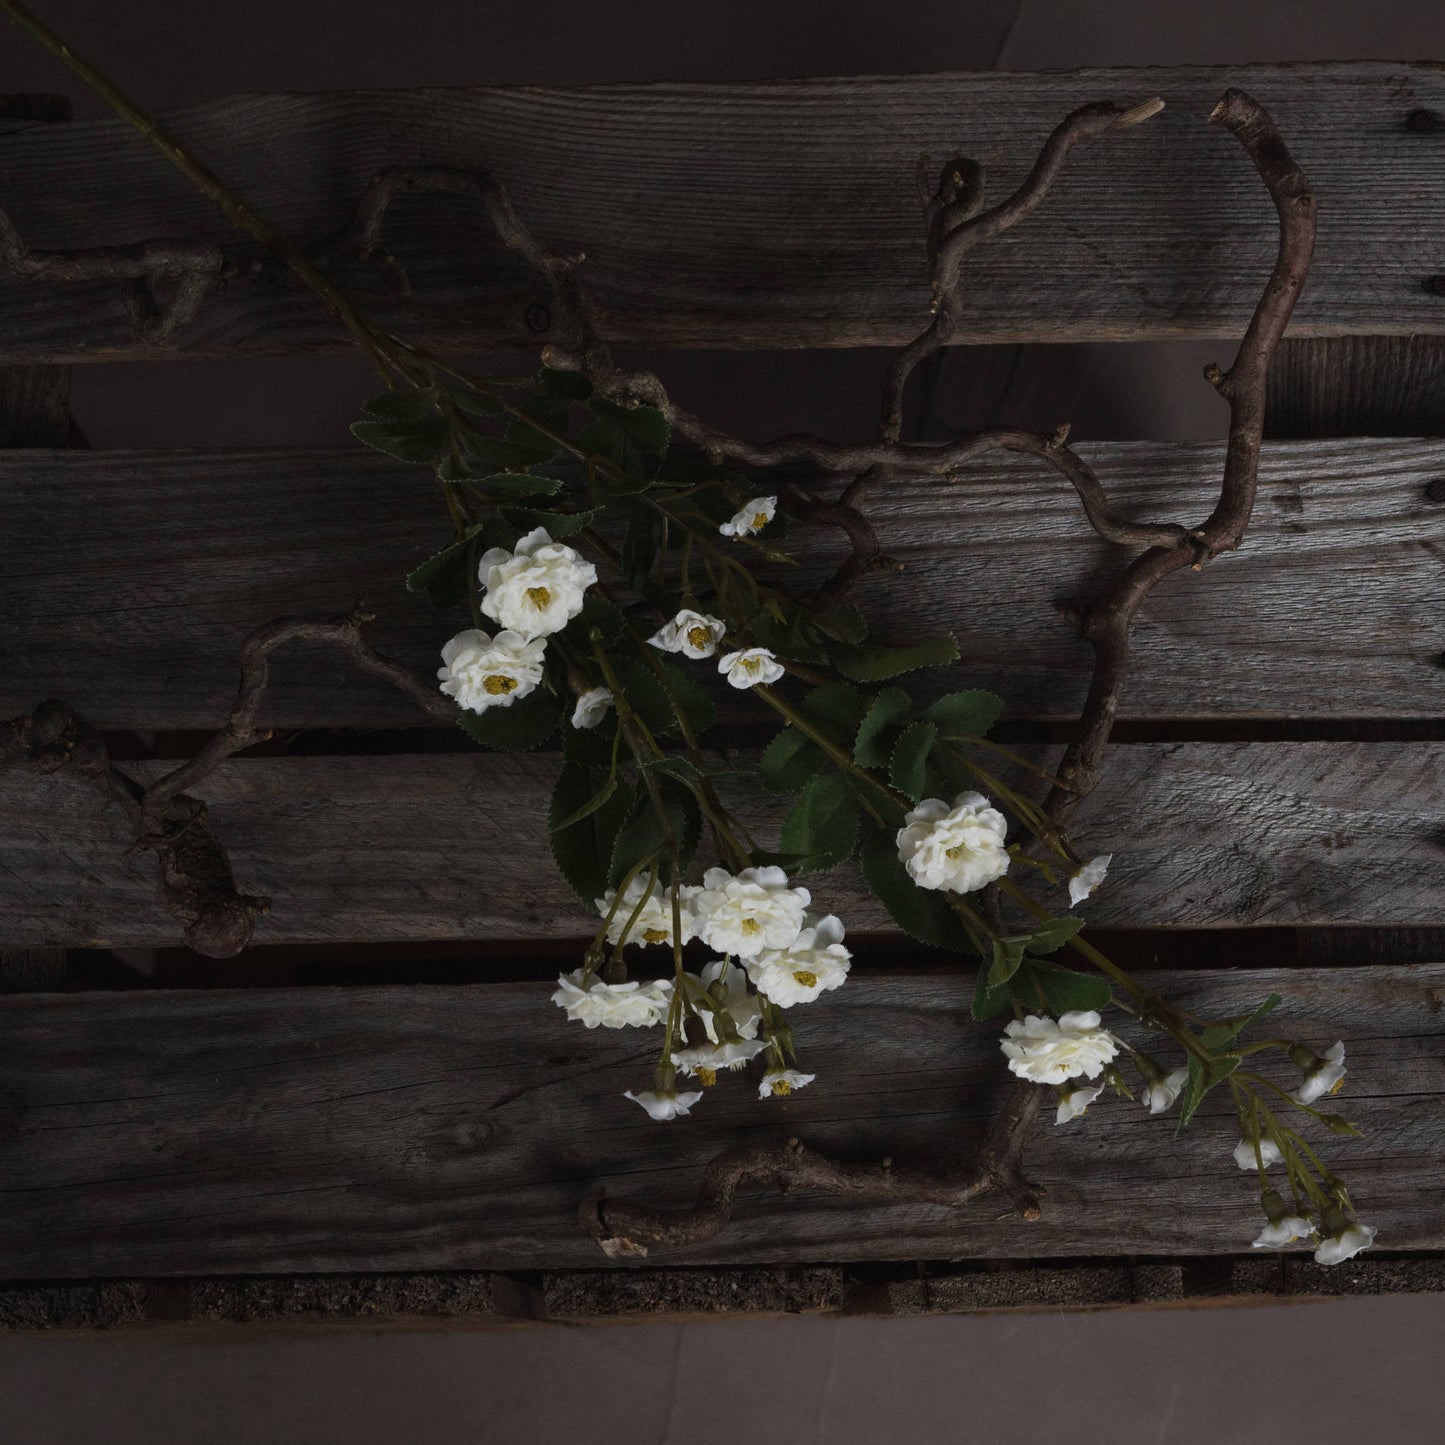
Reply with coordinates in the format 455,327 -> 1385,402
587,396 -> 671,456
860,830 -> 974,954
351,416 -> 451,465
652,655 -> 716,737
619,500 -> 666,593
1200,994 -> 1283,1052
760,726 -> 826,794
580,591 -> 628,641
923,689 -> 1005,740
458,432 -> 557,472
607,779 -> 702,889
455,687 -> 561,752
540,366 -> 593,400
562,712 -> 616,766
889,720 -> 938,803
361,386 -> 439,422
445,385 -> 505,419
987,935 -> 1028,988
505,392 -> 571,459
1020,959 -> 1112,1016
972,968 -> 1014,1021
405,528 -> 481,608
779,772 -> 861,873
551,772 -> 619,831
854,688 -> 912,768
811,604 -> 868,645
799,682 -> 861,745
500,506 -> 598,539
831,635 -> 960,683
549,762 -> 633,904
578,418 -> 648,483
1176,1052 -> 1243,1131
1024,916 -> 1085,957
465,470 -> 564,501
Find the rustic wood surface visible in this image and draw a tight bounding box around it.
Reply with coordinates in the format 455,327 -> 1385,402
0,64 -> 1443,360
1267,337 -> 1445,440
3,437 -> 1443,729
0,966 -> 1436,1277
1,740 -> 1442,948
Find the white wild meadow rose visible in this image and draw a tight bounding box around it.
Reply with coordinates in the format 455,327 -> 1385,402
1143,1065 -> 1190,1116
551,970 -> 673,1029
1068,854 -> 1112,908
1314,1218 -> 1378,1266
685,959 -> 762,1042
672,1036 -> 770,1082
1000,1011 -> 1118,1086
648,609 -> 727,660
478,526 -> 597,639
570,686 -> 613,729
692,866 -> 810,959
437,628 -> 546,713
624,1087 -> 704,1122
1291,1041 -> 1347,1106
1054,1078 -> 1105,1124
1233,1134 -> 1285,1172
719,494 -> 777,538
718,647 -> 785,690
1253,1213 -> 1316,1249
760,1068 -> 815,1099
745,914 -> 851,1007
896,792 -> 1010,894
595,878 -> 699,948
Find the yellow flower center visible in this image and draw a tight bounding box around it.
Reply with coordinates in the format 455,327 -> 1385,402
740,918 -> 762,936
642,927 -> 670,945
483,674 -> 518,695
771,1078 -> 792,1097
686,625 -> 712,650
742,656 -> 762,674
525,585 -> 552,609
751,512 -> 769,530
792,969 -> 818,988
1329,1076 -> 1345,1095
945,843 -> 971,860
696,1067 -> 717,1087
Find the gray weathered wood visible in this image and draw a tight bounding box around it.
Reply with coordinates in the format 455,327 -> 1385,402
1,65 -> 1443,360
0,966 -> 1436,1277
0,742 -> 1440,948
1267,337 -> 1445,439
0,366 -> 69,445
3,437 -> 1443,729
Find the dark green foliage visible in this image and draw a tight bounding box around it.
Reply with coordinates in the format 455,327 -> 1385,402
455,688 -> 561,752
779,772 -> 861,873
859,830 -> 975,954
923,689 -> 1004,739
889,720 -> 937,803
760,726 -> 826,794
831,634 -> 959,682
853,688 -> 912,768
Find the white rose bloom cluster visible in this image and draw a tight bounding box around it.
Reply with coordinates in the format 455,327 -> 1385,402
595,878 -> 700,949
649,609 -> 727,660
551,971 -> 673,1029
897,792 -> 1010,894
437,629 -> 546,713
1000,1010 -> 1118,1086
718,647 -> 785,690
719,495 -> 777,538
693,866 -> 810,958
745,914 -> 851,1007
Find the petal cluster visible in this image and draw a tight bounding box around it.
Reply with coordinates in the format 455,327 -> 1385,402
1315,1219 -> 1377,1266
745,914 -> 851,1007
478,526 -> 596,639
649,609 -> 727,660
759,1068 -> 815,1099
595,878 -> 699,949
438,628 -> 547,713
693,866 -> 810,958
624,1088 -> 704,1122
718,647 -> 784,690
1054,1078 -> 1105,1124
551,970 -> 674,1029
1000,1010 -> 1118,1085
719,495 -> 777,538
897,792 -> 1010,894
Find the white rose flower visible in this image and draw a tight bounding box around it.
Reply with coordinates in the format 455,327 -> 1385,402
760,1068 -> 815,1099
437,628 -> 547,713
672,1037 -> 770,1083
1232,1134 -> 1285,1172
719,495 -> 777,538
745,914 -> 851,1007
685,959 -> 762,1042
896,792 -> 1010,894
595,878 -> 699,948
718,647 -> 785,690
1314,1218 -> 1378,1266
624,1087 -> 704,1122
692,866 -> 810,959
1055,1078 -> 1105,1124
648,609 -> 727,660
478,526 -> 597,639
1253,1214 -> 1316,1249
1142,1065 -> 1189,1116
1290,1041 -> 1347,1106
1068,854 -> 1112,908
551,970 -> 673,1029
570,686 -> 613,729
1000,1010 -> 1118,1086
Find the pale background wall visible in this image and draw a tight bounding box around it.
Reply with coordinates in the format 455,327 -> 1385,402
4,1 -> 1443,1440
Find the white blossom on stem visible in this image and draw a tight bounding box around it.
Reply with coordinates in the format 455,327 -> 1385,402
1000,1011 -> 1118,1086
1253,1214 -> 1316,1249
719,495 -> 777,538
595,878 -> 699,948
718,647 -> 785,690
551,971 -> 673,1029
685,959 -> 762,1042
896,792 -> 1010,894
438,629 -> 546,713
745,914 -> 851,1007
648,609 -> 727,660
1068,854 -> 1112,908
1290,1041 -> 1347,1106
1232,1134 -> 1285,1172
1314,1217 -> 1378,1266
478,526 -> 596,639
672,1037 -> 770,1083
760,1068 -> 815,1099
1054,1078 -> 1105,1124
1142,1066 -> 1189,1116
570,686 -> 613,729
624,1087 -> 704,1122
692,866 -> 810,959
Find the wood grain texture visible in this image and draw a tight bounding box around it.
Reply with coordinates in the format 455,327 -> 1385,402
1,64 -> 1443,360
4,437 -> 1444,729
1266,337 -> 1445,439
0,741 -> 1441,948
0,966 -> 1436,1277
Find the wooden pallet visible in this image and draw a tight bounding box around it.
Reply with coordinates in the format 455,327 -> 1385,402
2,68 -> 1443,1328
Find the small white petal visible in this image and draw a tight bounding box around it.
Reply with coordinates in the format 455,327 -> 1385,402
570,687 -> 613,729
719,495 -> 777,538
759,1069 -> 815,1099
1314,1221 -> 1377,1265
623,1088 -> 705,1122
1232,1135 -> 1285,1172
1068,854 -> 1112,908
717,647 -> 785,690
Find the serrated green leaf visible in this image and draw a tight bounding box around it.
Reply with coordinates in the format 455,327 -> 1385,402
1024,916 -> 1085,957
580,591 -> 628,641
651,655 -> 715,737
587,396 -> 670,455
551,772 -> 619,831
854,688 -> 912,768
810,604 -> 868,645
405,527 -> 482,606
1176,1052 -> 1243,1131
540,366 -> 593,400
549,761 -> 633,904
607,779 -> 702,890
455,688 -> 561,752
779,772 -> 860,873
890,720 -> 938,803
860,830 -> 974,954
1021,959 -> 1112,1016
619,500 -> 666,593
799,682 -> 861,745
562,712 -> 617,766
760,726 -> 826,794
923,689 -> 1005,740
499,505 -> 598,539
987,935 -> 1028,988
972,968 -> 1014,1021
1200,994 -> 1283,1052
351,416 -> 451,465
361,386 -> 439,422
831,634 -> 960,683
505,392 -> 571,460
467,471 -> 564,501
578,418 -> 648,483
458,431 -> 556,472
445,385 -> 505,419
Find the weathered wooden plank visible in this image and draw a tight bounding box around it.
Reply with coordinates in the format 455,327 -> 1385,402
1,65 -> 1443,360
3,437 -> 1443,729
0,742 -> 1440,948
0,966 -> 1436,1277
1267,337 -> 1445,440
